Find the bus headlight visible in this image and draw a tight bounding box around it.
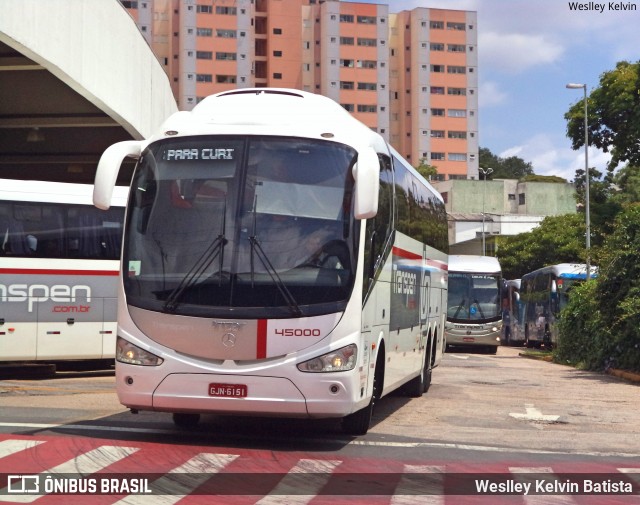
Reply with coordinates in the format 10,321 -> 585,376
116,336 -> 164,366
297,344 -> 357,373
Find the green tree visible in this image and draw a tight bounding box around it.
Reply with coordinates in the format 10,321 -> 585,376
496,213 -> 586,280
557,204 -> 640,372
565,60 -> 640,172
415,157 -> 438,180
478,147 -> 534,180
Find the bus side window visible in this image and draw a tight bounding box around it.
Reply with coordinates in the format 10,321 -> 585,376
363,154 -> 393,296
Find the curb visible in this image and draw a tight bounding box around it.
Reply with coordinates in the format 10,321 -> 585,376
607,368 -> 640,384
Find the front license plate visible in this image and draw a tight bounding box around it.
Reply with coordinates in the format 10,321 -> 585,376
463,337 -> 475,342
209,383 -> 248,398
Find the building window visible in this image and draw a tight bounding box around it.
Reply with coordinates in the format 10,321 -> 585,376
430,43 -> 444,51
215,6 -> 237,15
448,131 -> 467,139
431,86 -> 445,95
357,104 -> 377,113
447,87 -> 467,96
196,74 -> 212,82
448,44 -> 466,52
341,103 -> 354,112
340,81 -> 354,90
273,28 -> 282,35
340,59 -> 354,67
519,193 -> 526,205
356,60 -> 377,69
431,108 -> 445,116
196,51 -> 213,59
273,50 -> 283,57
448,153 -> 467,161
357,15 -> 377,24
448,109 -> 467,118
197,28 -> 212,37
216,75 -> 236,83
431,130 -> 445,138
448,66 -> 466,74
430,152 -> 445,161
508,194 -> 516,201
340,14 -> 354,23
430,64 -> 445,73
273,73 -> 282,79
216,29 -> 237,38
447,22 -> 466,30
340,37 -> 354,45
197,5 -> 212,13
357,82 -> 377,91
215,52 -> 237,61
357,38 -> 377,47
430,20 -> 444,29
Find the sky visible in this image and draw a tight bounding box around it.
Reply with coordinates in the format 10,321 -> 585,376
351,0 -> 640,181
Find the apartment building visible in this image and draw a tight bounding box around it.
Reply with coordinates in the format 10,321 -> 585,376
120,0 -> 478,180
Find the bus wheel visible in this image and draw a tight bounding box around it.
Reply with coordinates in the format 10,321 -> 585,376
172,413 -> 200,428
342,353 -> 383,436
405,338 -> 432,397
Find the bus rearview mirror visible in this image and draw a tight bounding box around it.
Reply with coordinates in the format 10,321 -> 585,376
94,141 -> 142,210
353,147 -> 380,219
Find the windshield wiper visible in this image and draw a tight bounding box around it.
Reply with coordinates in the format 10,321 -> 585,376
162,200 -> 228,313
453,298 -> 466,319
248,197 -> 302,317
472,299 -> 486,319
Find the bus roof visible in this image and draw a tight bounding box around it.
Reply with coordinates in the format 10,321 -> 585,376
448,254 -> 501,274
521,263 -> 598,280
0,178 -> 128,207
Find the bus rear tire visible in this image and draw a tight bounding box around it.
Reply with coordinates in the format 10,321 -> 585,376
405,338 -> 433,397
172,412 -> 200,428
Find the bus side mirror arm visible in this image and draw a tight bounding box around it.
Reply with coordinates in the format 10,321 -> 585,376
353,147 -> 380,219
93,141 -> 142,210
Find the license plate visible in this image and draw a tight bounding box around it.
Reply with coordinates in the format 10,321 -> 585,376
463,337 -> 475,342
209,383 -> 248,398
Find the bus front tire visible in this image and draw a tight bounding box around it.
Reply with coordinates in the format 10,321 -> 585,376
342,353 -> 383,436
172,412 -> 200,428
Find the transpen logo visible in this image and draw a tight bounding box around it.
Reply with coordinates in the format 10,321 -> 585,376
0,284 -> 92,312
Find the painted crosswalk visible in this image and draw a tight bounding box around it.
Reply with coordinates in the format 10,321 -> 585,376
0,434 -> 636,504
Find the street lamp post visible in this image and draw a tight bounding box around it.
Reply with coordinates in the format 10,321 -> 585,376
566,83 -> 591,280
479,167 -> 493,256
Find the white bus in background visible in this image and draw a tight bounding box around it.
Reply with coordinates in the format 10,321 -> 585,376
445,255 -> 502,354
521,263 -> 597,349
503,279 -> 525,346
0,179 -> 127,370
93,88 -> 449,435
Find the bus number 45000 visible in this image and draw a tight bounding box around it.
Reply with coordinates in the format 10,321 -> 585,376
275,328 -> 321,337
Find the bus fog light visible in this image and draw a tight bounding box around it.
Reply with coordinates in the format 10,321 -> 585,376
116,336 -> 164,366
297,344 -> 357,373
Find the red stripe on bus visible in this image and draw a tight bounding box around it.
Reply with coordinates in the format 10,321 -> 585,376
257,319 -> 268,359
391,247 -> 422,260
0,269 -> 118,276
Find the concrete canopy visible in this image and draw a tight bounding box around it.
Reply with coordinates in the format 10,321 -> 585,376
0,0 -> 177,184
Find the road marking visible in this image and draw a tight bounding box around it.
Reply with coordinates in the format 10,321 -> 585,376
115,453 -> 239,505
1,423 -> 639,459
448,354 -> 469,360
510,467 -> 578,505
256,458 -> 341,505
509,404 -> 560,423
0,439 -> 44,459
0,445 -> 139,503
390,465 -> 444,505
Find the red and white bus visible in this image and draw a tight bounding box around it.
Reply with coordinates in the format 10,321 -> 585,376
93,88 -> 448,434
0,179 -> 126,368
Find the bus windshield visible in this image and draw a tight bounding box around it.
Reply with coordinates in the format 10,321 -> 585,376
123,136 -> 359,319
447,272 -> 501,323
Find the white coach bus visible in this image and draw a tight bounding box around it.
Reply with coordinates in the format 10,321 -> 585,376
445,255 -> 502,354
0,179 -> 127,368
93,88 -> 449,435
